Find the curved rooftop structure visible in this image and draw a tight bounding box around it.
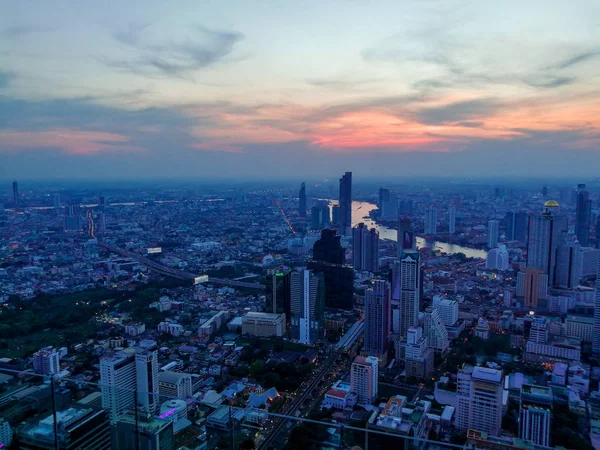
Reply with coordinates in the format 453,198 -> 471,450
543,200 -> 559,208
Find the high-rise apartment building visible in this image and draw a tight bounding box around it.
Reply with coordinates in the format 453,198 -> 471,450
506,211 -> 528,242
339,172 -> 352,235
158,371 -> 193,399
12,180 -> 18,206
517,268 -> 548,309
432,296 -> 459,327
32,346 -> 61,375
423,307 -> 449,355
424,206 -> 437,235
352,222 -> 379,272
290,269 -> 325,344
486,245 -> 509,270
519,384 -> 552,447
555,230 -> 582,289
456,365 -> 504,436
265,268 -> 291,322
448,203 -> 456,234
576,183 -> 592,247
401,327 -> 433,379
350,356 -> 378,404
397,216 -> 414,258
527,201 -> 568,286
397,251 -> 421,338
298,182 -> 306,217
363,280 -> 391,358
487,220 -> 499,249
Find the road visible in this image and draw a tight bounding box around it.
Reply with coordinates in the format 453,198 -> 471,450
258,349 -> 341,450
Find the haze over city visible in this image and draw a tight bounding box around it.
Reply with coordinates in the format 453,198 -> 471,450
2,0 -> 600,179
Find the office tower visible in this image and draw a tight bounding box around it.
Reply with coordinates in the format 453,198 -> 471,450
363,280 -> 391,358
424,206 -> 437,235
519,384 -> 552,447
290,269 -> 325,344
12,180 -> 18,206
399,200 -> 414,215
52,193 -> 61,211
339,171 -> 352,235
116,413 -> 174,450
542,186 -> 548,196
432,296 -> 458,326
397,216 -> 414,258
99,195 -> 106,207
506,211 -> 528,242
487,219 -> 499,248
32,346 -> 60,375
456,365 -> 504,436
350,356 -> 378,404
135,342 -> 160,415
397,251 -> 421,338
593,253 -> 600,355
527,201 -> 568,286
158,372 -> 193,399
310,204 -> 330,230
448,203 -> 456,234
423,307 -> 449,355
18,406 -> 111,450
331,204 -> 341,225
486,245 -> 509,270
555,231 -> 582,289
352,223 -> 379,272
64,204 -> 82,232
308,229 -> 354,309
576,183 -> 592,246
265,269 -> 292,323
517,268 -> 548,309
379,188 -> 390,217
298,182 -> 306,217
402,327 -> 434,379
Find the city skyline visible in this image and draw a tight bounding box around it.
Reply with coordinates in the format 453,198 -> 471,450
2,1 -> 600,179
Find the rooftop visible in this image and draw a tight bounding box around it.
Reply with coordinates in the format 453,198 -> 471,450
472,366 -> 502,383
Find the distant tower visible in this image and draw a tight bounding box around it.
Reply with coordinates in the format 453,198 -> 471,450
265,269 -> 292,323
52,193 -> 61,212
397,216 -> 414,258
448,204 -> 456,234
555,230 -> 582,289
298,182 -> 306,217
506,211 -> 528,242
424,206 -> 437,235
12,180 -> 18,206
363,280 -> 391,359
397,251 -> 421,338
352,223 -> 379,272
575,184 -> 592,247
487,220 -> 499,249
310,204 -> 330,230
290,269 -> 325,344
339,172 -> 352,235
527,200 -> 567,286
517,268 -> 548,309
379,188 -> 390,217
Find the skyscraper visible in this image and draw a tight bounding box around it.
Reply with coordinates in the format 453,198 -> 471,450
32,346 -> 61,375
379,188 -> 390,217
486,245 -> 509,270
517,268 -> 548,309
593,252 -> 600,354
298,182 -> 306,217
424,206 -> 437,235
506,211 -> 528,242
290,269 -> 325,344
308,229 -> 354,310
135,341 -> 160,415
519,384 -> 553,447
310,204 -> 330,230
526,200 -> 568,286
423,307 -> 449,355
397,251 -> 421,338
12,180 -> 18,206
379,188 -> 397,219
363,280 -> 391,359
350,356 -> 378,404
52,193 -> 61,212
339,172 -> 352,235
448,203 -> 456,234
352,222 -> 379,272
397,216 -> 414,258
402,327 -> 433,379
487,219 -> 499,248
576,183 -> 592,246
456,365 -> 504,436
265,268 -> 292,323
555,230 -> 582,289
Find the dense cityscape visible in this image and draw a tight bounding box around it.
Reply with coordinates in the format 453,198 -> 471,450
0,176 -> 599,449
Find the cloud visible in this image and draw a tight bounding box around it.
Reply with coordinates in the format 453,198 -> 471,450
106,24 -> 244,78
415,99 -> 502,125
0,71 -> 13,89
551,49 -> 600,70
1,25 -> 56,38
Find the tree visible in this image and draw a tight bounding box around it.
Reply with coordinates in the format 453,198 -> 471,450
249,359 -> 266,378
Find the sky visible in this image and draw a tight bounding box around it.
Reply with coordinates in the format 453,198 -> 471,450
1,0 -> 600,179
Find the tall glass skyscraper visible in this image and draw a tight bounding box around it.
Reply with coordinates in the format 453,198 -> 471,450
363,280 -> 391,358
339,172 -> 352,235
576,183 -> 592,246
352,222 -> 379,272
298,182 -> 306,217
397,251 -> 421,338
290,269 -> 325,344
526,201 -> 567,286
506,211 -> 528,242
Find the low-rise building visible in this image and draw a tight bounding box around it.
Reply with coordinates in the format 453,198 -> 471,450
241,312 -> 285,337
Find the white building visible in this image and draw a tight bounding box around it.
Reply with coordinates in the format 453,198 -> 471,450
158,371 -> 193,399
158,322 -> 184,336
350,356 -> 378,404
32,347 -> 60,376
456,365 -> 504,436
474,318 -> 490,340
566,315 -> 594,343
397,251 -> 421,338
423,307 -> 449,355
486,245 -> 509,270
241,312 -> 285,337
519,384 -> 552,448
432,296 -> 458,327
198,311 -> 230,336
124,323 -> 146,336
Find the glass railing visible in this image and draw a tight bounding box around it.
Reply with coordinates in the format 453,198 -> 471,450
0,367 -> 471,449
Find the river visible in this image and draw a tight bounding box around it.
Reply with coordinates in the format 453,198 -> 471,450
329,200 -> 487,259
